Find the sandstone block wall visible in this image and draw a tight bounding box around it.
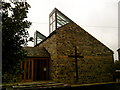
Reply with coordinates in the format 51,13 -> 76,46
38,22 -> 114,84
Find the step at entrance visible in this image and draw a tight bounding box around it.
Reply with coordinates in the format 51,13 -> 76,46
12,82 -> 70,89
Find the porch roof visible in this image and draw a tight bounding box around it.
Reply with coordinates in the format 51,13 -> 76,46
23,47 -> 50,58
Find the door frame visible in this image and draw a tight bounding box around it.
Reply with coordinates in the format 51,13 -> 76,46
21,57 -> 50,82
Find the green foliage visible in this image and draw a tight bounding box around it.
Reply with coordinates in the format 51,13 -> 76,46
114,60 -> 120,70
2,72 -> 21,83
2,2 -> 31,82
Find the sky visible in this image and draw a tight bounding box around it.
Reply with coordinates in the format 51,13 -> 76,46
26,0 -> 119,60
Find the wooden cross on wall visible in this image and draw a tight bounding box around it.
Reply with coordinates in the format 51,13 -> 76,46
68,46 -> 84,82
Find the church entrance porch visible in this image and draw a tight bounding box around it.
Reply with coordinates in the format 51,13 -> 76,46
34,59 -> 49,81
21,58 -> 49,82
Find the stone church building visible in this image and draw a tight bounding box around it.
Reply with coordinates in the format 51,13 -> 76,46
22,8 -> 114,84
117,48 -> 120,61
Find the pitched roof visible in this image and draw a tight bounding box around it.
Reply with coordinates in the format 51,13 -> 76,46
35,22 -> 114,54
23,47 -> 50,58
34,8 -> 113,54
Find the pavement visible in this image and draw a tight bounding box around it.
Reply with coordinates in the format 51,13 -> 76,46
2,81 -> 70,89
1,81 -> 120,90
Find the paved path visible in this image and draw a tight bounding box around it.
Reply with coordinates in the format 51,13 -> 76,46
2,81 -> 70,90
2,81 -> 120,90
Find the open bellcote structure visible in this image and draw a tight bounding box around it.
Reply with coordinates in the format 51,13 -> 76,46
49,8 -> 73,34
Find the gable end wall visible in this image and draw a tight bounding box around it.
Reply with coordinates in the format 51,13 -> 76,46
38,22 -> 114,83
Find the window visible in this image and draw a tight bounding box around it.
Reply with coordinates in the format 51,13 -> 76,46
49,8 -> 72,34
34,31 -> 46,46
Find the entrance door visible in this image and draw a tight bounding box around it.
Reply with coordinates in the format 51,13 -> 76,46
34,60 -> 49,81
21,60 -> 32,81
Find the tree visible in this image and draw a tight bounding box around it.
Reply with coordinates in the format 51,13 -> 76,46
2,1 -> 31,82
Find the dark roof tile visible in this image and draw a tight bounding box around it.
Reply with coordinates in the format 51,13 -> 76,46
23,47 -> 50,58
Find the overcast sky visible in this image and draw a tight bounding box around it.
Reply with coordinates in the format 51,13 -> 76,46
26,0 -> 119,60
